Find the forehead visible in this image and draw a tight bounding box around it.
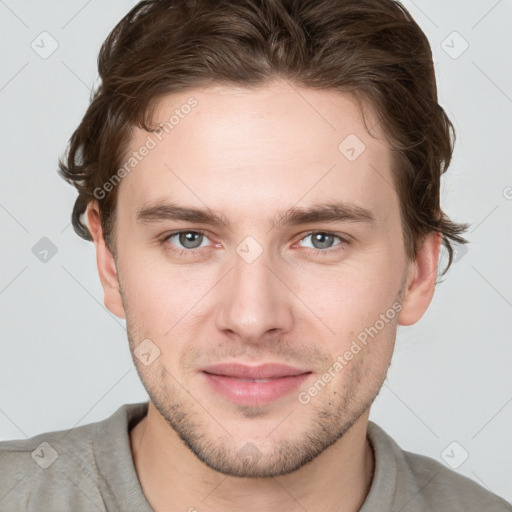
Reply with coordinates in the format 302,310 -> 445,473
118,80 -> 397,227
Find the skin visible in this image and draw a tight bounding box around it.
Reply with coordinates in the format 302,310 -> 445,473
87,79 -> 441,512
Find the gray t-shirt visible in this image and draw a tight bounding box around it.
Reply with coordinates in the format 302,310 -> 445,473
0,401 -> 510,511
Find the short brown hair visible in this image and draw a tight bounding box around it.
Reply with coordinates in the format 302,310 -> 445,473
58,0 -> 469,275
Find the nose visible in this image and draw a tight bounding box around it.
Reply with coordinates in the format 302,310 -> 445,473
214,246 -> 295,344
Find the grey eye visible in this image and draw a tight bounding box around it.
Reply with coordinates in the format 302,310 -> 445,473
301,232 -> 341,250
166,231 -> 208,250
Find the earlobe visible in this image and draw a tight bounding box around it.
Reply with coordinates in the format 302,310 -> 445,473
86,202 -> 126,319
397,232 -> 442,326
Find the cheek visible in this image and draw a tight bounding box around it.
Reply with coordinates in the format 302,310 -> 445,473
118,244 -> 221,339
288,265 -> 403,374
293,251 -> 402,327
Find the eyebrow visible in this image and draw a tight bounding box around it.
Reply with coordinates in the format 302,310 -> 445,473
136,200 -> 376,229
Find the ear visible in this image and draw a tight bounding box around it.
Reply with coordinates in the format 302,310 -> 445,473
87,202 -> 126,319
397,232 -> 442,326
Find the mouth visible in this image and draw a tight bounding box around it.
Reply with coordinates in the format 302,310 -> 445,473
201,363 -> 313,406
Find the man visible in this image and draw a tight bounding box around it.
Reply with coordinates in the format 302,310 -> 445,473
1,0 -> 510,511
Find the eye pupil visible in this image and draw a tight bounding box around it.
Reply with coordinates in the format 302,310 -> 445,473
312,232 -> 334,249
179,231 -> 202,249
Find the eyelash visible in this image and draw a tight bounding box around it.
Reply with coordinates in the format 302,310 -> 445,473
160,230 -> 350,259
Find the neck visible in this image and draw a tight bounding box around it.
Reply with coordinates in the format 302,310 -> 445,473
130,401 -> 374,512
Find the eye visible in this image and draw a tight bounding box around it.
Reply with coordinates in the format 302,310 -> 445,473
161,230 -> 214,257
297,231 -> 349,255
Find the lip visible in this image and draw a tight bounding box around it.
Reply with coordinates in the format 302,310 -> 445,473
203,363 -> 309,379
201,363 -> 313,406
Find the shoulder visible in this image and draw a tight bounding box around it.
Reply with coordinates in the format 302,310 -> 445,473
402,449 -> 511,511
366,421 -> 512,512
0,402 -> 148,512
0,416 -> 105,512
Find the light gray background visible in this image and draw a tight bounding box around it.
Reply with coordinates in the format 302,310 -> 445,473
1,0 -> 511,505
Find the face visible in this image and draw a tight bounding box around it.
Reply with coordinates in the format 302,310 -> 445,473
92,80 -> 431,478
